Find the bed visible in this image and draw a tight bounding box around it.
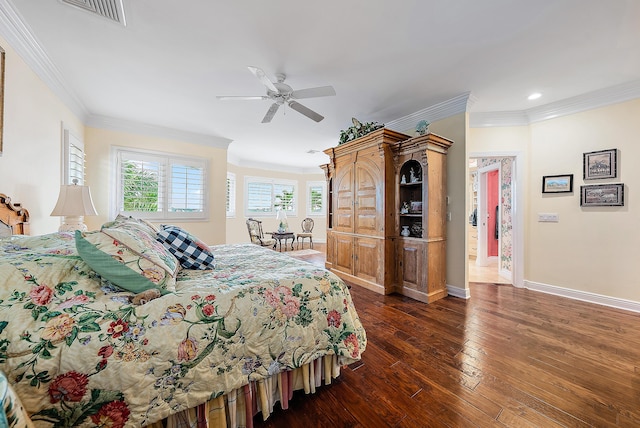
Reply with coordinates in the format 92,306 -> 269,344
0,195 -> 367,428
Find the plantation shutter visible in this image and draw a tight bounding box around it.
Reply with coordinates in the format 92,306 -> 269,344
114,148 -> 208,220
118,151 -> 165,213
274,183 -> 295,212
244,177 -> 297,217
247,181 -> 272,214
308,184 -> 324,215
64,130 -> 85,185
226,172 -> 236,217
170,163 -> 205,213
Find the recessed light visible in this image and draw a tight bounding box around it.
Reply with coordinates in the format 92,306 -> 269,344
528,92 -> 542,100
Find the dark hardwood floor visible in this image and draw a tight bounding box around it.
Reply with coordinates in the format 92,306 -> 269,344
255,247 -> 640,427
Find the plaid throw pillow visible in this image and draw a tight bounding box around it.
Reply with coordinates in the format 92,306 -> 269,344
157,225 -> 215,270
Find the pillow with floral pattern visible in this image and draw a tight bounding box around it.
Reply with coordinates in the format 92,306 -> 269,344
75,227 -> 179,295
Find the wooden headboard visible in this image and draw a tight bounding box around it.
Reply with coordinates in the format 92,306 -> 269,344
0,193 -> 30,236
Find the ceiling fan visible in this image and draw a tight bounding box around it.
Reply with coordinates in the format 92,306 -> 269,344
217,66 -> 336,123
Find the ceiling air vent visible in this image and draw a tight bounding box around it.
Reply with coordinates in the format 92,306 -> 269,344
61,0 -> 126,26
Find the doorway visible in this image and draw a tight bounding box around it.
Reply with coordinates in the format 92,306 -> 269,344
468,156 -> 514,285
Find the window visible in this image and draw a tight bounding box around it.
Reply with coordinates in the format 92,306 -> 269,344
307,181 -> 326,216
226,172 -> 236,217
245,177 -> 297,217
63,129 -> 85,185
114,148 -> 208,220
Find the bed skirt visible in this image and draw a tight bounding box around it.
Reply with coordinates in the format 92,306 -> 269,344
148,354 -> 342,428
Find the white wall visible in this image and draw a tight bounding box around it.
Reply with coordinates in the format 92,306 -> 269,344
0,35 -> 84,235
469,98 -> 640,303
528,99 -> 640,302
226,162 -> 326,245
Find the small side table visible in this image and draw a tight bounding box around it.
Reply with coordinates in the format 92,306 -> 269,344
270,231 -> 295,251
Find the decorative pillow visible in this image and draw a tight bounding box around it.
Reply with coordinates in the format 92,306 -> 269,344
140,218 -> 160,234
75,227 -> 179,294
157,225 -> 215,270
102,214 -> 159,237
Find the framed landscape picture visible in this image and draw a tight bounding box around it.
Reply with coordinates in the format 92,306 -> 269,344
583,149 -> 617,180
542,174 -> 573,193
580,183 -> 624,207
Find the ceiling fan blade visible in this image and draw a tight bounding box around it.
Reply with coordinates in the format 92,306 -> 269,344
248,66 -> 278,93
291,85 -> 336,99
216,95 -> 268,101
262,102 -> 281,123
288,101 -> 324,122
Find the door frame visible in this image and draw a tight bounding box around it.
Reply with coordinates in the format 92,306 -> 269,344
469,151 -> 524,288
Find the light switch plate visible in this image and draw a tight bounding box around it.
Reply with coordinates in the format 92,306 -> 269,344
538,213 -> 559,222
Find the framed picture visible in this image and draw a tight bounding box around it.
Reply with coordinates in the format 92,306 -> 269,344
409,201 -> 422,213
580,183 -> 624,207
583,149 -> 617,180
542,174 -> 573,193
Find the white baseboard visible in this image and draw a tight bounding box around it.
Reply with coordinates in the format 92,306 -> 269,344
525,280 -> 640,314
447,284 -> 470,299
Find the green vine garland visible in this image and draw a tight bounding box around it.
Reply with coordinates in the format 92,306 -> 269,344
339,118 -> 384,145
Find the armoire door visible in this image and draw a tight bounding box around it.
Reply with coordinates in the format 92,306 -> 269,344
354,236 -> 383,284
334,155 -> 354,233
354,154 -> 383,236
334,233 -> 354,275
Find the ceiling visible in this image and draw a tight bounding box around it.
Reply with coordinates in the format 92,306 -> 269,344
3,0 -> 640,171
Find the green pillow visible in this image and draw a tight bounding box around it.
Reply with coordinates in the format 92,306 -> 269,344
75,230 -> 177,295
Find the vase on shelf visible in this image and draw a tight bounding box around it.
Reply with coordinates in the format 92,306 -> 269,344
401,226 -> 410,237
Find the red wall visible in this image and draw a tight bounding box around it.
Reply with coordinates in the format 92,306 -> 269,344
487,170 -> 499,257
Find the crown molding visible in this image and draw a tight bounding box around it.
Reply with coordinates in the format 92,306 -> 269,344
0,0 -> 88,120
470,79 -> 640,128
386,92 -> 473,132
87,114 -> 233,149
4,0 -> 640,156
525,79 -> 640,123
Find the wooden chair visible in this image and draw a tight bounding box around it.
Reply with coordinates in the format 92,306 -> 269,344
297,218 -> 314,249
246,218 -> 276,248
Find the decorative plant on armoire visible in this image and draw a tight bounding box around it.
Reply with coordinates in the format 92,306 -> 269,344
338,117 -> 384,145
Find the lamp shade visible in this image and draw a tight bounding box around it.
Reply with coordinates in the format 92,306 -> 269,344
50,183 -> 98,216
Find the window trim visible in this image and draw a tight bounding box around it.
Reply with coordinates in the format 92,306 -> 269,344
112,146 -> 209,221
306,181 -> 326,217
244,176 -> 298,218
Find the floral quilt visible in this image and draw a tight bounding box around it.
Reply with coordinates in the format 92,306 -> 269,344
0,233 -> 366,427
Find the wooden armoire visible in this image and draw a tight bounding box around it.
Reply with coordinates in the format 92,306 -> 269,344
321,128 -> 453,303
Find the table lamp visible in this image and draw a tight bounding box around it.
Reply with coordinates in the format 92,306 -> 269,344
50,179 -> 98,232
